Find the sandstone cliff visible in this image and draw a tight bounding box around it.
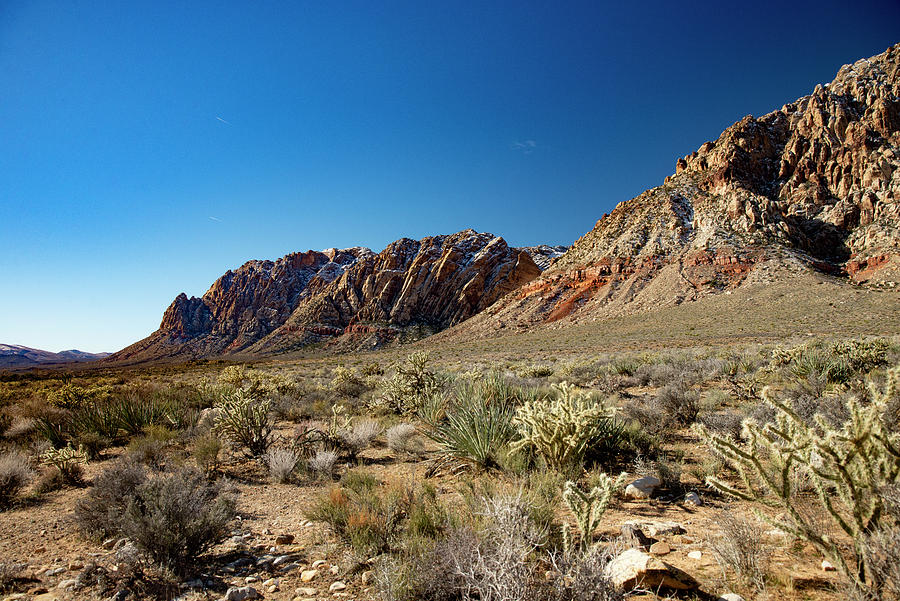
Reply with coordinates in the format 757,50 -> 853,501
447,43 -> 900,335
109,230 -> 553,361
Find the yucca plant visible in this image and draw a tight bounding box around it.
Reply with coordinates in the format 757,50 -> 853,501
71,401 -> 121,440
426,393 -> 516,471
114,394 -> 169,436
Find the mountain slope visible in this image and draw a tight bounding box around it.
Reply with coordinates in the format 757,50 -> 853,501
110,230 -> 558,362
0,345 -> 110,368
447,43 -> 900,337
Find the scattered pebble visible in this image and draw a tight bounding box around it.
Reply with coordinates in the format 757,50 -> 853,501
687,550 -> 703,560
300,569 -> 319,582
649,541 -> 671,555
822,559 -> 836,572
222,585 -> 259,601
329,581 -> 347,592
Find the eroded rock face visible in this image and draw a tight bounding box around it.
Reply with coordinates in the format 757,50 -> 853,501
449,44 -> 900,336
110,230 -> 545,361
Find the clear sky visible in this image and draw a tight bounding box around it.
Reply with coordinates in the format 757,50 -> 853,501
1,0 -> 898,353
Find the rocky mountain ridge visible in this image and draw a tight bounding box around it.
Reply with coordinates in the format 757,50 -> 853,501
109,230 -> 560,362
446,43 -> 900,336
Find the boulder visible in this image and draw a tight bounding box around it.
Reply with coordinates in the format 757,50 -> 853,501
624,476 -> 661,499
605,549 -> 699,591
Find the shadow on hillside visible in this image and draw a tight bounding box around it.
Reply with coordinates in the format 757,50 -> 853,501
784,215 -> 851,264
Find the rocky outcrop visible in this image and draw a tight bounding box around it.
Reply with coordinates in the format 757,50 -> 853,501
444,43 -> 900,337
109,230 -> 547,362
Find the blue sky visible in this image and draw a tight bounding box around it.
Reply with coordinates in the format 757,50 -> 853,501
1,0 -> 898,353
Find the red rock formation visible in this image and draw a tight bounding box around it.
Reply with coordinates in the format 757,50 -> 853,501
109,230 -> 548,362
445,44 -> 900,337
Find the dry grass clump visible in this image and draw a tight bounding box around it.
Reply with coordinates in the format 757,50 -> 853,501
707,512 -> 772,591
266,446 -> 303,483
308,449 -> 339,479
386,423 -> 424,455
340,418 -> 382,458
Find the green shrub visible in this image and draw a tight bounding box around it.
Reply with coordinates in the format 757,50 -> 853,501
655,382 -> 700,425
192,433 -> 222,474
511,382 -> 620,471
127,425 -> 176,468
122,467 -> 236,572
308,478 -> 413,556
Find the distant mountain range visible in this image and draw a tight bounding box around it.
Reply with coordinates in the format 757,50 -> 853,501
0,344 -> 110,368
107,43 -> 900,364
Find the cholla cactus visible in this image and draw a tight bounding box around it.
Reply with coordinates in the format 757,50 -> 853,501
213,388 -> 273,456
562,474 -> 626,553
375,352 -> 441,415
40,444 -> 86,482
830,338 -> 890,372
321,404 -> 352,452
697,367 -> 900,595
510,382 -> 618,470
